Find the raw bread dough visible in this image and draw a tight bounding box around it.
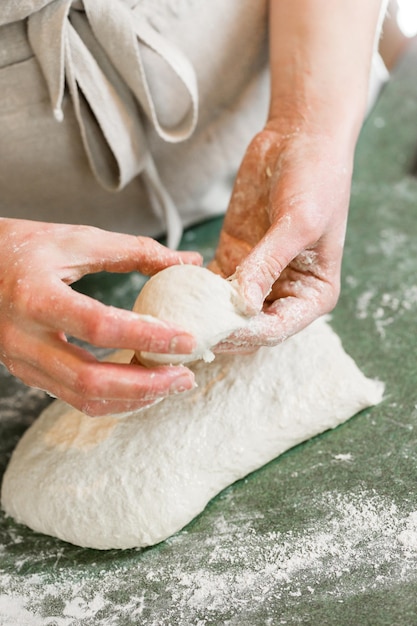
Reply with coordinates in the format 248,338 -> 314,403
133,265 -> 247,364
1,317 -> 384,549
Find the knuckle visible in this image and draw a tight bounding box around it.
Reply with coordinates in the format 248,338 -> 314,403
80,313 -> 110,346
298,211 -> 325,244
9,279 -> 32,313
260,255 -> 285,284
10,279 -> 49,321
248,129 -> 276,158
72,364 -> 103,399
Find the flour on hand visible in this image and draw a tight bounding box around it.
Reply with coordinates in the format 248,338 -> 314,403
133,265 -> 248,365
1,309 -> 384,549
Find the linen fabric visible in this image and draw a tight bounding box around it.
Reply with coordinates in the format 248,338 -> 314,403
0,0 -> 269,244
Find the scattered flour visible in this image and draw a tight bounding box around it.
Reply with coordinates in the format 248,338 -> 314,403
332,453 -> 353,462
373,116 -> 386,129
398,512 -> 417,551
1,489 -> 417,625
365,228 -> 408,259
354,285 -> 417,337
349,223 -> 417,338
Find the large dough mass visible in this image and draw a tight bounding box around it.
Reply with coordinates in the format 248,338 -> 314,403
1,311 -> 383,549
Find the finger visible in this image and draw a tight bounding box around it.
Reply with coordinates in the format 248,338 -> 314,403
26,280 -> 197,354
215,286 -> 334,353
19,333 -> 196,398
54,226 -> 202,280
10,358 -> 169,416
230,217 -> 313,315
9,339 -> 195,416
12,359 -> 184,417
63,396 -> 166,418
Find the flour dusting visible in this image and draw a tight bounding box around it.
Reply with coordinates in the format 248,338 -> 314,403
354,285 -> 417,337
1,489 -> 417,625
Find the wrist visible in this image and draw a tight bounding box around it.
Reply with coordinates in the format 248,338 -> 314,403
267,88 -> 366,155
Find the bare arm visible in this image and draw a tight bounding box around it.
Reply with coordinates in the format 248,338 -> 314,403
212,0 -> 386,349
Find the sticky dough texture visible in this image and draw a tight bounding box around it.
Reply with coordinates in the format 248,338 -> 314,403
1,318 -> 384,550
133,265 -> 248,365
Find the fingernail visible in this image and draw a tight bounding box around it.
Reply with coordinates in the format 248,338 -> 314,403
169,334 -> 196,354
169,373 -> 195,393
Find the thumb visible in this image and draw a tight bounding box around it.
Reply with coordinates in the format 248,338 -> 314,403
230,217 -> 305,314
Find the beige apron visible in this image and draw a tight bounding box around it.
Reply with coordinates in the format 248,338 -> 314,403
0,0 -> 269,246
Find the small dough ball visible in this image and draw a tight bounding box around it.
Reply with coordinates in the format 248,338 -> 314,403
133,265 -> 248,365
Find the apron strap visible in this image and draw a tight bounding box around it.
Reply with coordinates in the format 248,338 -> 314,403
27,0 -> 199,248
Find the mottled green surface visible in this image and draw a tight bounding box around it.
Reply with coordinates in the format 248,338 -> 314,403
1,44 -> 417,626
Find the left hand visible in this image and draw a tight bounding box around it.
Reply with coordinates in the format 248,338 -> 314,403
209,123 -> 353,352
0,219 -> 202,416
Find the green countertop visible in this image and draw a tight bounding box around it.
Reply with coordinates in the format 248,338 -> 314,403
1,42 -> 417,626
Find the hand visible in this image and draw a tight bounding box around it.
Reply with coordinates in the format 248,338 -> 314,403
210,123 -> 353,351
0,219 -> 202,416
209,0 -> 382,353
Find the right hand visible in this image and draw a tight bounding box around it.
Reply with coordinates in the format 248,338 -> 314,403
209,124 -> 352,351
0,218 -> 202,416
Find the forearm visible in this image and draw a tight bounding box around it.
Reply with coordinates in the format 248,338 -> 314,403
268,0 -> 387,146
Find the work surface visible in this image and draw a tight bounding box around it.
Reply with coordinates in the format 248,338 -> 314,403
1,46 -> 417,626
